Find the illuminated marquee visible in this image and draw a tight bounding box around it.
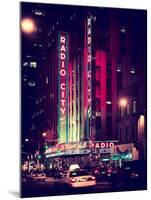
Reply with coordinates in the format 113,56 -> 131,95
89,142 -> 114,149
58,32 -> 69,143
45,141 -> 116,157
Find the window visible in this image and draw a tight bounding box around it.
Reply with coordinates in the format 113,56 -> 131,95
106,116 -> 112,137
119,128 -> 122,141
30,62 -> 37,68
70,170 -> 89,177
132,125 -> 137,141
23,62 -> 28,67
46,77 -> 48,84
126,103 -> 130,115
106,103 -> 112,112
107,66 -> 112,76
117,64 -> 123,72
132,100 -> 137,113
96,87 -> 101,96
130,65 -> 136,74
106,78 -> 111,88
120,106 -> 124,117
95,67 -> 101,79
95,117 -> 101,129
117,72 -> 123,89
120,25 -> 126,33
28,81 -> 36,87
96,98 -> 101,112
126,127 -> 129,142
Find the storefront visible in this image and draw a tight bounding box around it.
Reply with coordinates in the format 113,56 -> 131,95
44,141 -> 117,170
110,143 -> 139,167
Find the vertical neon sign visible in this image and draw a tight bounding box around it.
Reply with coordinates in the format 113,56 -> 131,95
87,15 -> 92,116
86,15 -> 92,140
58,32 -> 69,143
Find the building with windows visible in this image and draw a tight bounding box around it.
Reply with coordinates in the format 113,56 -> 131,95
48,7 -> 146,165
116,10 -> 147,161
21,3 -> 147,167
21,3 -> 52,156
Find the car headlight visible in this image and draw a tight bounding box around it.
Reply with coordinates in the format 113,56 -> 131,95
91,176 -> 96,180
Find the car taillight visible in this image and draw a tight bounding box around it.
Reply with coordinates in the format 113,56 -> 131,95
71,178 -> 76,182
108,169 -> 112,173
131,172 -> 139,177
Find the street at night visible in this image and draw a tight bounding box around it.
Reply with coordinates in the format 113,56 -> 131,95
21,176 -> 146,198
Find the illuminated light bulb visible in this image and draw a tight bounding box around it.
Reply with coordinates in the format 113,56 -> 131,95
119,98 -> 127,107
21,18 -> 36,33
42,132 -> 47,137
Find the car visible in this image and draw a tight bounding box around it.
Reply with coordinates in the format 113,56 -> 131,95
91,165 -> 111,180
26,170 -> 46,182
53,169 -> 64,179
122,161 -> 141,181
63,169 -> 96,188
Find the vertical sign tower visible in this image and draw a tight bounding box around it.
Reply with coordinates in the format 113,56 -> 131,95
84,14 -> 92,140
58,32 -> 69,143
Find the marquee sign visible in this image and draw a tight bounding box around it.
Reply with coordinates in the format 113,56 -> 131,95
89,142 -> 114,149
45,141 -> 116,156
58,32 -> 69,143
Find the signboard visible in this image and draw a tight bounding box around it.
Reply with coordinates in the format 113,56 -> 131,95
87,15 -> 92,118
89,141 -> 114,149
58,32 -> 69,143
99,148 -> 111,154
45,141 -> 116,156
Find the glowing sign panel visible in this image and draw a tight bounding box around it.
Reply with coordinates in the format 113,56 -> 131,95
87,16 -> 92,110
58,32 -> 69,143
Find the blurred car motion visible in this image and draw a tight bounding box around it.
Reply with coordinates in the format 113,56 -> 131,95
55,169 -> 96,188
91,165 -> 112,180
26,170 -> 46,182
65,169 -> 96,188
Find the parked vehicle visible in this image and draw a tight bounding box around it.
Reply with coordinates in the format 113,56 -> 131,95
26,170 -> 46,182
122,161 -> 141,182
53,169 -> 64,179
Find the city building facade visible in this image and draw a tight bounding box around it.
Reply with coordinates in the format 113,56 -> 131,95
21,3 -> 147,169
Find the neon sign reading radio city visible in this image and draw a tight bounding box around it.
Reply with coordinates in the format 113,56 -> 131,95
87,16 -> 92,113
60,36 -> 66,115
58,32 -> 69,143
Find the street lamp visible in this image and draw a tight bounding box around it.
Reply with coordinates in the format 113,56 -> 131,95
42,132 -> 47,137
119,98 -> 127,107
21,18 -> 36,34
138,114 -> 145,139
119,98 -> 128,117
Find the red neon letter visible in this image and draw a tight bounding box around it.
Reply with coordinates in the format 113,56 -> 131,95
61,36 -> 65,43
60,69 -> 66,76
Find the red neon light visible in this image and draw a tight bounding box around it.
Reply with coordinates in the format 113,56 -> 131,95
89,142 -> 114,149
60,35 -> 66,115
